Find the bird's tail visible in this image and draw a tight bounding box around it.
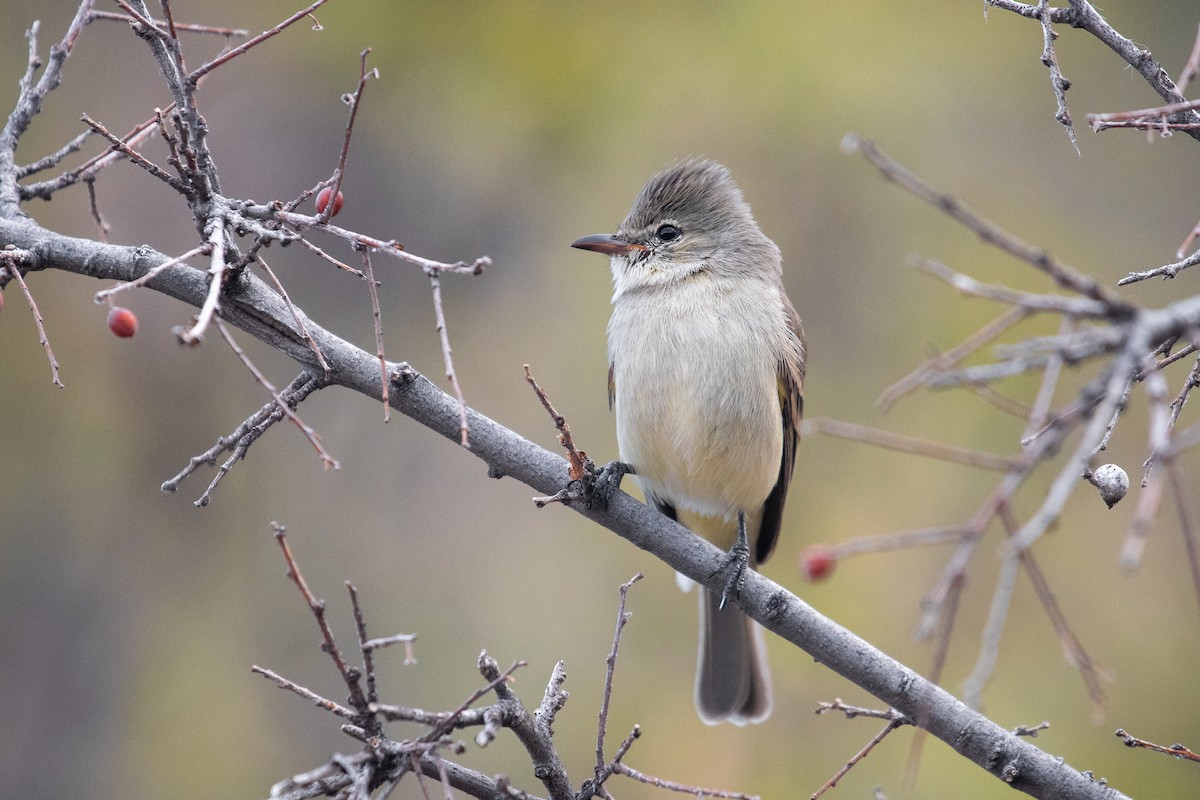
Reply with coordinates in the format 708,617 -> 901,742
695,587 -> 773,725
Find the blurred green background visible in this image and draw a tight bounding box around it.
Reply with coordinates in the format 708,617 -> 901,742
2,2 -> 1199,798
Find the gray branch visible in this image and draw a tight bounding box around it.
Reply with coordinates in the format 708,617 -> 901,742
0,213 -> 1129,800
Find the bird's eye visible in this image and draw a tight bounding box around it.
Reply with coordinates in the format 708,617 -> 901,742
655,223 -> 681,242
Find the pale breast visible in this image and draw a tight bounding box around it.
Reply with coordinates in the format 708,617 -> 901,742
608,280 -> 784,518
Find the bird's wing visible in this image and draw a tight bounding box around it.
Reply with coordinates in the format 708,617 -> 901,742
756,296 -> 805,565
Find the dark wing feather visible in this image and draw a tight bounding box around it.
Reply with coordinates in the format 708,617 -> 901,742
755,296 -> 805,565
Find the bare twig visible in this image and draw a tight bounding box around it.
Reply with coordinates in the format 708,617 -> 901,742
359,248 -> 390,422
1180,22 -> 1200,94
83,177 -> 109,242
316,48 -> 376,226
0,2 -> 93,155
610,761 -> 759,800
1035,0 -> 1079,153
1004,507 -> 1108,720
295,234 -> 366,277
93,243 -> 209,302
525,365 -> 600,506
803,417 -> 1015,472
252,253 -> 330,375
811,701 -> 909,800
1117,248 -> 1200,286
21,109 -> 167,200
815,526 -> 976,561
594,574 -> 643,787
251,664 -> 357,720
271,524 -> 369,716
160,371 -> 326,505
841,134 -> 1131,311
914,256 -> 1107,317
79,113 -> 191,195
1,248 -> 63,387
177,217 -> 227,344
265,207 -> 490,275
1088,98 -> 1200,133
962,545 -> 1021,710
217,319 -> 338,469
1115,728 -> 1200,763
17,128 -> 93,178
988,0 -> 1200,142
878,306 -> 1028,410
428,267 -> 469,446
187,0 -> 332,84
1166,462 -> 1200,615
88,8 -> 249,37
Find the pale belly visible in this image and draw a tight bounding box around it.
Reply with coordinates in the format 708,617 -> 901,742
613,358 -> 782,522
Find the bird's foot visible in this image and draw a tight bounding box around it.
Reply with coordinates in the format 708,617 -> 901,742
584,460 -> 634,510
710,511 -> 752,610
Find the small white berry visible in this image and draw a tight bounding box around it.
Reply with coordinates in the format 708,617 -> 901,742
1090,463 -> 1129,508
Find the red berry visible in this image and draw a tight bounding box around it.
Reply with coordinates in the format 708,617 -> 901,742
315,186 -> 344,217
799,545 -> 837,582
107,306 -> 138,338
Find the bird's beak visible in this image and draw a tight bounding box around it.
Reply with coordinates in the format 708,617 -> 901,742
570,233 -> 646,257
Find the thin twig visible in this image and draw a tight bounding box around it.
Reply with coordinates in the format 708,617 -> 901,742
1166,462 -> 1200,615
812,717 -> 907,800
317,48 -> 376,226
160,372 -> 324,505
359,248 -> 390,422
295,234 -> 366,277
914,256 -> 1107,317
819,526 -> 977,560
17,128 -> 93,178
877,306 -> 1028,410
962,545 -> 1020,710
1179,22 -> 1200,94
251,664 -> 357,719
252,253 -> 330,375
79,113 -> 191,195
429,267 -> 469,446
594,574 -> 642,787
1004,506 -> 1108,721
216,319 -> 338,471
525,364 -> 593,490
93,243 -> 209,302
1115,728 -> 1200,763
88,8 -> 249,37
346,582 -> 378,710
1,249 -> 63,387
803,417 -> 1016,472
22,109 -> 166,200
1035,0 -> 1079,153
271,523 -> 368,715
266,207 -> 490,275
842,134 -> 1130,311
611,761 -> 759,800
1117,247 -> 1200,286
177,216 -> 227,344
83,177 -> 109,242
187,0 -> 332,84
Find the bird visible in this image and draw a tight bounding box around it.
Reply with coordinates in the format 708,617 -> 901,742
571,159 -> 805,724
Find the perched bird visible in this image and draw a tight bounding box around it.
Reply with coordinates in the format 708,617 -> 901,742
572,160 -> 805,724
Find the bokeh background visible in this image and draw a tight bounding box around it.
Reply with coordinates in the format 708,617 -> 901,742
2,2 -> 1199,798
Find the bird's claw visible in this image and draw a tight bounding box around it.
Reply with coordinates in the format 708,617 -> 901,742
709,510 -> 752,610
585,459 -> 634,510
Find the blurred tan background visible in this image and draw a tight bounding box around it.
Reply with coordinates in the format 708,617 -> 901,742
2,2 -> 1199,798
